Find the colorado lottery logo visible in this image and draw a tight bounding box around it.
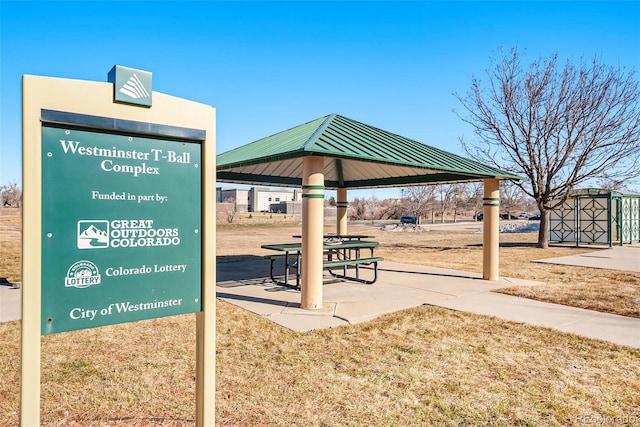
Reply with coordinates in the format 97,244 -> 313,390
65,260 -> 101,288
77,220 -> 109,249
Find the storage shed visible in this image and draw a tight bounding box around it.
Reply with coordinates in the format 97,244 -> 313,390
549,188 -> 640,247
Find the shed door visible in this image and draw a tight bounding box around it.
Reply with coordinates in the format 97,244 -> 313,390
621,197 -> 640,243
550,199 -> 576,242
579,197 -> 609,244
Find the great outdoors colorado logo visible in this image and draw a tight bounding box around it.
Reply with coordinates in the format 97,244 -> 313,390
65,260 -> 101,288
77,219 -> 180,249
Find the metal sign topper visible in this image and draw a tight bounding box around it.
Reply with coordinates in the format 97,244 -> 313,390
108,65 -> 153,107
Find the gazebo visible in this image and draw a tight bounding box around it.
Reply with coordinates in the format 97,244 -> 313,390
217,114 -> 521,309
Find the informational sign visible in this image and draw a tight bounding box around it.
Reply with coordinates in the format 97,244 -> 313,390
41,125 -> 202,334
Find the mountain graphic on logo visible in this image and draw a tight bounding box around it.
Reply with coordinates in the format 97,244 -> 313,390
78,223 -> 109,249
118,73 -> 150,99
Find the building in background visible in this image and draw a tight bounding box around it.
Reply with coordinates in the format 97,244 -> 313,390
248,187 -> 301,212
217,186 -> 301,213
218,187 -> 249,212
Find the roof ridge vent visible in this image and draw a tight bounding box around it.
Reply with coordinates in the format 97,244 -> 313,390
302,114 -> 337,150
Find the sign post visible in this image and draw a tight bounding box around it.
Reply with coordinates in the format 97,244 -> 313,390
22,68 -> 215,426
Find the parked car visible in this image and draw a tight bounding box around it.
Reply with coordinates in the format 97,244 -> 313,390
528,214 -> 541,221
400,216 -> 417,224
519,212 -> 533,219
473,213 -> 483,221
500,213 -> 518,220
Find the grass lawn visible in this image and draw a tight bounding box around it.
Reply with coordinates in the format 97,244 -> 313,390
1,210 -> 639,426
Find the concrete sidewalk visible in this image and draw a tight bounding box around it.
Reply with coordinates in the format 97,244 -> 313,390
0,283 -> 21,323
534,245 -> 640,273
217,259 -> 640,348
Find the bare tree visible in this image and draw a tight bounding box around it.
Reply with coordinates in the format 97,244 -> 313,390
366,195 -> 381,224
402,186 -> 436,224
455,47 -> 640,247
433,184 -> 467,223
447,184 -> 468,222
500,181 -> 527,219
0,181 -> 22,207
433,185 -> 448,223
378,198 -> 405,220
220,197 -> 238,223
464,182 -> 484,220
348,197 -> 367,220
596,176 -> 627,191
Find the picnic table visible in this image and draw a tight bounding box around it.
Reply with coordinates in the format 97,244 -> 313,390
261,239 -> 383,289
291,234 -> 375,241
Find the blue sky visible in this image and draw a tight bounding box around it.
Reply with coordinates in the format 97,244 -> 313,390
2,1 -> 639,199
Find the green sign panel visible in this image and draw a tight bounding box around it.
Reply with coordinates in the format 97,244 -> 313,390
41,126 -> 202,334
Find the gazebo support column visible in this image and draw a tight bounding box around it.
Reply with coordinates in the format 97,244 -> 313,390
483,178 -> 500,280
301,156 -> 325,309
337,188 -> 348,236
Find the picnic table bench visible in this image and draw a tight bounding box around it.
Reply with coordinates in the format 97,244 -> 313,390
261,239 -> 383,289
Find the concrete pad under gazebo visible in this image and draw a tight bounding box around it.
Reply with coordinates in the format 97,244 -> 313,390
217,114 -> 521,309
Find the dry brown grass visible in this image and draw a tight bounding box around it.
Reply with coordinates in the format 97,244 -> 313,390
0,208 -> 21,283
1,212 -> 640,426
2,300 -> 639,426
215,301 -> 639,427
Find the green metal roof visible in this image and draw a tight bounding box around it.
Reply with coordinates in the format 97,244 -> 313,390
562,188 -> 640,198
217,114 -> 521,189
